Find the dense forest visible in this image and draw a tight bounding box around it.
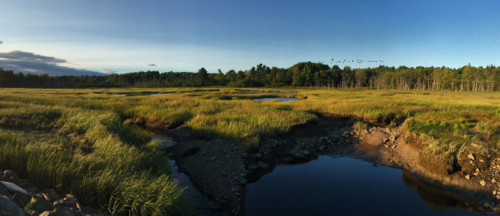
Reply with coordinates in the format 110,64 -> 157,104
1,62 -> 499,91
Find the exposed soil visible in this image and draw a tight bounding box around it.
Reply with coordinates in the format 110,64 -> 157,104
151,114 -> 500,215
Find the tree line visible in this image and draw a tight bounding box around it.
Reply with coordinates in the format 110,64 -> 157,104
1,62 -> 499,91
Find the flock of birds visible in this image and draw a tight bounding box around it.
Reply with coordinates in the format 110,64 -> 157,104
330,59 -> 384,64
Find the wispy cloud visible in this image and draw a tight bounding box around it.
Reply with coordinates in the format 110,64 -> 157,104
148,64 -> 156,66
0,50 -> 105,76
101,67 -> 117,74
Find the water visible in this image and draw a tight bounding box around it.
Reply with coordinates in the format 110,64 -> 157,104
241,90 -> 296,94
113,94 -> 126,96
245,156 -> 492,216
253,97 -> 298,102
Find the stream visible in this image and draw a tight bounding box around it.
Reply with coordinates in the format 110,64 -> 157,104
157,137 -> 496,215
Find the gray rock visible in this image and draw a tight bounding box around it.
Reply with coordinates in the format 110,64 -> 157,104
0,182 -> 11,199
25,197 -> 55,214
483,202 -> 490,208
3,171 -> 19,183
0,195 -> 25,216
303,150 -> 309,155
1,182 -> 29,195
12,192 -> 32,208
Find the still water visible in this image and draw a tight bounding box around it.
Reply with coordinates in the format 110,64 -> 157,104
245,156 -> 493,216
253,97 -> 298,102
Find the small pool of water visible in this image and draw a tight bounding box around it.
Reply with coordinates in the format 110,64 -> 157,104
253,97 -> 298,102
113,94 -> 126,96
241,90 -> 296,94
245,156 -> 491,216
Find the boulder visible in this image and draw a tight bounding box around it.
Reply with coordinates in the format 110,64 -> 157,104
1,182 -> 29,196
38,189 -> 62,202
0,195 -> 24,216
2,170 -> 19,183
25,197 -> 55,215
0,183 -> 12,199
12,192 -> 32,208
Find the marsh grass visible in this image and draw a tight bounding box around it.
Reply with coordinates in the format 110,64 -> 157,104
1,87 -> 500,214
0,103 -> 192,215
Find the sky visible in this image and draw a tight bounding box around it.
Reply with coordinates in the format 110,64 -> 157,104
0,0 -> 499,75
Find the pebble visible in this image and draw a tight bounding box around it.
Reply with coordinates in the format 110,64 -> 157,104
468,153 -> 475,160
480,180 -> 486,186
465,175 -> 470,180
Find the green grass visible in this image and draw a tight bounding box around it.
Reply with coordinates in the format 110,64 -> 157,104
0,103 -> 191,216
1,87 -> 500,214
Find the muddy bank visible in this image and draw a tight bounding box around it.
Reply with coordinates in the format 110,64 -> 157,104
156,114 -> 500,215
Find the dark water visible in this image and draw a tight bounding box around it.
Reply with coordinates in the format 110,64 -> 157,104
253,97 -> 298,102
245,156 -> 493,216
241,90 -> 296,94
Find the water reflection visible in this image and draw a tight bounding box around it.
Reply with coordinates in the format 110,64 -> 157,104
245,156 -> 492,216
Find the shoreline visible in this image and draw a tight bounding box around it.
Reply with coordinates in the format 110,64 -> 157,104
160,113 -> 500,215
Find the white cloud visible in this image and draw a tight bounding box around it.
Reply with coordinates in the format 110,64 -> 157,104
0,50 -> 105,76
101,67 -> 117,74
148,63 -> 156,66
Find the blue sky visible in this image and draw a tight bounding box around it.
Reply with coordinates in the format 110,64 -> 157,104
0,0 -> 499,75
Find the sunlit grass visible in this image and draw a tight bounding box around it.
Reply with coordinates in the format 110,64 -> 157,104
1,87 -> 500,214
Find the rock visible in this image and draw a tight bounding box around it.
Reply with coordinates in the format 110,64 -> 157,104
0,182 -> 11,199
468,153 -> 475,160
479,159 -> 485,163
210,156 -> 217,161
39,208 -> 69,216
493,179 -> 497,183
1,181 -> 29,195
25,197 -> 55,214
0,195 -> 24,216
3,170 -> 19,183
465,175 -> 470,180
239,179 -> 246,185
53,196 -> 80,210
255,153 -> 262,158
483,202 -> 490,208
480,180 -> 486,186
496,194 -> 500,200
39,189 -> 62,202
242,152 -> 248,158
181,146 -> 200,157
303,150 -> 309,155
12,192 -> 32,208
494,190 -> 497,195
